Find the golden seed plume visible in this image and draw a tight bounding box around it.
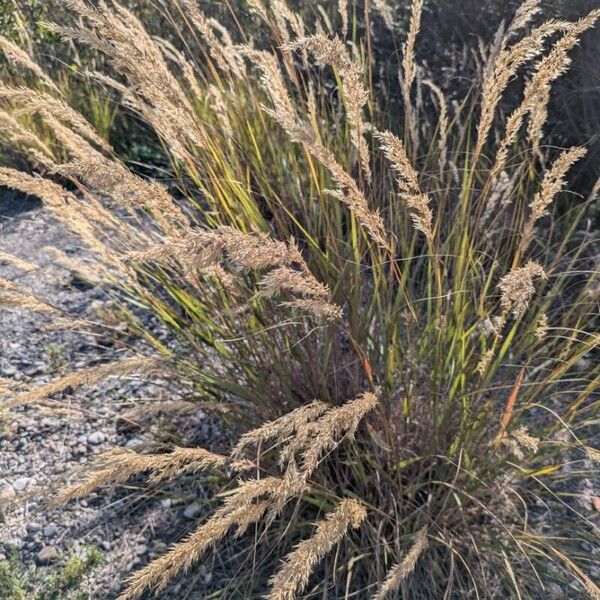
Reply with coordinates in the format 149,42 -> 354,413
498,261 -> 546,319
400,0 -> 423,153
519,147 -> 586,254
373,527 -> 429,600
267,499 -> 367,600
120,476 -> 307,600
0,85 -> 110,152
287,35 -> 371,183
283,392 -> 378,477
55,446 -> 253,505
232,400 -> 330,458
131,227 -> 341,320
475,19 -> 568,158
476,348 -> 495,377
338,0 -> 348,36
423,79 -> 448,176
4,357 -> 161,409
0,36 -> 60,92
506,0 -> 542,38
373,0 -> 395,31
0,109 -> 54,165
181,0 -> 244,77
247,48 -> 390,250
376,130 -> 433,241
0,251 -> 38,273
535,313 -> 549,341
492,11 -> 599,178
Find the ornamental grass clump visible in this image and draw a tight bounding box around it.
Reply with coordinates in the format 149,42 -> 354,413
0,0 -> 599,598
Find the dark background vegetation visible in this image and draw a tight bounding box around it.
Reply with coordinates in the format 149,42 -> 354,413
1,0 -> 599,195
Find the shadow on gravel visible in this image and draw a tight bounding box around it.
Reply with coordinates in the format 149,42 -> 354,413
0,187 -> 42,219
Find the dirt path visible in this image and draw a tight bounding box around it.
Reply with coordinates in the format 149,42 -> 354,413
0,195 -> 214,599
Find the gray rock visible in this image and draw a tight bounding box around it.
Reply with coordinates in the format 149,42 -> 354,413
12,477 -> 30,492
183,503 -> 202,520
124,438 -> 145,449
43,525 -> 58,538
87,431 -> 106,445
1,364 -> 17,376
73,444 -> 87,456
135,543 -> 148,555
99,540 -> 111,551
36,545 -> 59,564
160,498 -> 172,509
26,522 -> 42,534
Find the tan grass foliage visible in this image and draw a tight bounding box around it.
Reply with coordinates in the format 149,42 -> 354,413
376,130 -> 433,240
498,261 -> 546,318
0,35 -> 60,92
56,446 -> 253,505
4,357 -> 161,409
248,48 -> 390,250
120,476 -> 307,600
519,146 -> 587,254
373,526 -> 429,600
400,0 -> 423,152
289,35 -> 371,182
131,226 -> 342,320
266,499 -> 367,600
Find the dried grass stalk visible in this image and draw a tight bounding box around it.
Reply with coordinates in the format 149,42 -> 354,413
373,0 -> 395,31
338,0 -> 348,36
498,261 -> 546,319
475,19 -> 568,157
282,392 -> 378,477
519,147 -> 586,254
493,11 -> 599,176
423,79 -> 448,176
506,0 -> 541,38
232,400 -> 330,457
267,499 -> 367,600
5,356 -> 161,409
376,130 -> 433,240
400,0 -> 423,152
373,527 -> 428,600
131,226 -> 342,320
0,110 -> 54,165
0,251 -> 38,273
247,49 -> 390,249
0,36 -> 60,92
120,476 -> 307,599
56,446 -> 253,504
0,85 -> 110,152
287,35 -> 371,183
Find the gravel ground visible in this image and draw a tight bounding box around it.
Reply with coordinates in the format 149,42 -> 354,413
0,194 -> 218,599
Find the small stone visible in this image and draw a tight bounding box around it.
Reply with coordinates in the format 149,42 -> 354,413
76,434 -> 88,445
87,431 -> 105,445
183,503 -> 202,520
43,525 -> 58,538
99,540 -> 111,551
135,544 -> 148,555
73,444 -> 87,456
160,498 -> 172,509
1,365 -> 17,377
36,546 -> 59,564
124,438 -> 144,449
26,522 -> 42,534
12,477 -> 30,492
